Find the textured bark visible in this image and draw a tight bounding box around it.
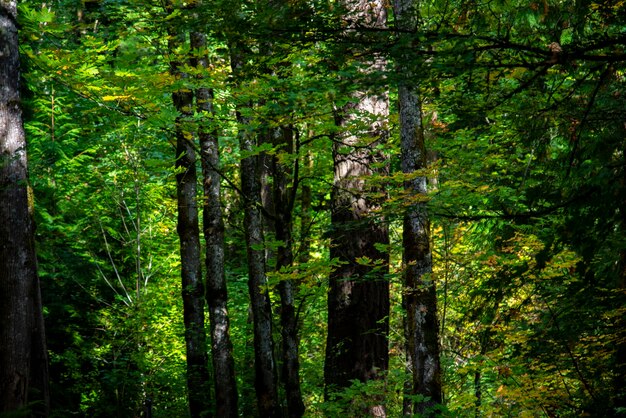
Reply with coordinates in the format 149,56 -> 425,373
259,7 -> 305,409
0,1 -> 50,415
230,43 -> 281,418
393,0 -> 442,414
240,133 -> 280,418
270,126 -> 305,418
324,0 -> 390,406
168,25 -> 212,418
190,31 -> 239,418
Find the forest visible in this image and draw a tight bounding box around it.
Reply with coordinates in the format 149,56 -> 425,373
1,0 -> 625,417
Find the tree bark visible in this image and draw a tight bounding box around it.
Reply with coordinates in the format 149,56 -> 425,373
190,31 -> 239,418
258,6 -> 305,408
270,126 -> 305,418
324,0 -> 391,408
0,1 -> 50,415
0,0 -> 50,417
240,127 -> 280,418
393,0 -> 442,414
230,41 -> 281,418
168,21 -> 212,418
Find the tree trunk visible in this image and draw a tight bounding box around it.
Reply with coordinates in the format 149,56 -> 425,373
230,42 -> 281,418
240,126 -> 280,418
393,0 -> 442,414
615,153 -> 626,411
168,22 -> 212,418
270,126 -> 305,418
298,150 -> 313,264
190,31 -> 239,418
324,0 -> 390,408
0,2 -> 50,415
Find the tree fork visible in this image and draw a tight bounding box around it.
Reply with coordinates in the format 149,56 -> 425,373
230,37 -> 281,417
270,125 -> 305,418
167,12 -> 212,417
190,30 -> 239,418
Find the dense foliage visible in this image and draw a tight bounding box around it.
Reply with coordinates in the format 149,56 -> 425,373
9,0 -> 626,416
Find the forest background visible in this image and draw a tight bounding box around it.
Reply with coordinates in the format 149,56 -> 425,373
1,0 -> 626,416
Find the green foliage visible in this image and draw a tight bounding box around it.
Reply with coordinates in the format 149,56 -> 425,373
321,377 -> 396,417
14,0 -> 626,416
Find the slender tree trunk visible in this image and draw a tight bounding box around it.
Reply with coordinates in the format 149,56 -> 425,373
270,126 -> 305,418
393,0 -> 442,414
230,42 -> 281,418
240,126 -> 280,418
0,2 -> 50,415
398,88 -> 442,415
190,31 -> 239,418
257,7 -> 305,408
298,149 -> 313,264
474,370 -> 482,417
168,21 -> 212,418
615,155 -> 626,411
324,1 -> 390,412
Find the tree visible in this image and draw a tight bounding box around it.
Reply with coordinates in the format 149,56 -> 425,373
167,10 -> 212,417
259,4 -> 306,413
230,36 -> 281,417
324,1 -> 390,413
424,1 -> 626,414
392,0 -> 442,414
190,29 -> 239,417
270,124 -> 305,418
14,0 -> 626,415
0,0 -> 50,415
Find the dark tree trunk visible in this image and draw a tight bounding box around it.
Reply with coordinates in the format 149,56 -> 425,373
173,92 -> 212,418
325,132 -> 390,386
298,150 -> 313,264
168,22 -> 212,418
474,370 -> 482,417
324,1 -> 390,411
615,158 -> 626,411
0,2 -> 50,415
393,0 -> 442,414
230,42 -> 281,418
270,126 -> 305,418
190,31 -> 239,418
257,8 -> 305,408
240,128 -> 280,418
